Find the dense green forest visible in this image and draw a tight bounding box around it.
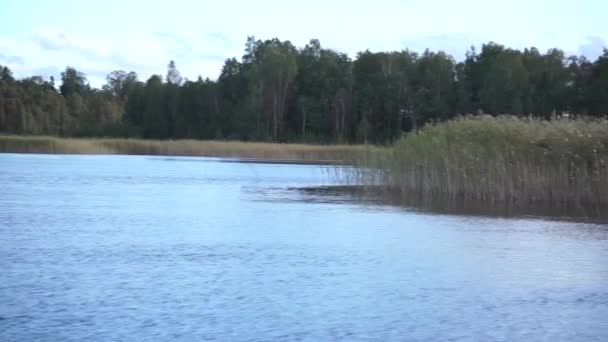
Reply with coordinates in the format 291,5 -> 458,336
1,37 -> 607,144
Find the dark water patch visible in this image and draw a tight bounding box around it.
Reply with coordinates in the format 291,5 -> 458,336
295,185 -> 608,223
148,156 -> 340,165
221,158 -> 343,165
147,157 -> 222,163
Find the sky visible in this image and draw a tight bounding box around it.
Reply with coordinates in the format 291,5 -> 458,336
0,0 -> 606,87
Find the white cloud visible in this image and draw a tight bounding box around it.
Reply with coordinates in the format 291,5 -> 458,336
3,28 -> 236,86
578,36 -> 607,60
0,53 -> 24,66
1,0 -> 606,87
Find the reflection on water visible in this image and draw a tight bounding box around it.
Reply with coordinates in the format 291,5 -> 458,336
292,185 -> 608,223
1,154 -> 607,342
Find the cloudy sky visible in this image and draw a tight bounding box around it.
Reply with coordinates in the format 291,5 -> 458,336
0,0 -> 606,87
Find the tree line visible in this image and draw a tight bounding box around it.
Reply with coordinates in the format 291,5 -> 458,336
1,37 -> 607,144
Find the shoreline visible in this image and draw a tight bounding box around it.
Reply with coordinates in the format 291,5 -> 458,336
0,135 -> 376,164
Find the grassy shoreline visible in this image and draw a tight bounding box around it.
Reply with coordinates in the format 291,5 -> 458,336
354,115 -> 608,210
4,116 -> 607,215
0,135 -> 377,163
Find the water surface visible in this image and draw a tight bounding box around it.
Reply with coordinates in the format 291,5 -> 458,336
1,153 -> 607,341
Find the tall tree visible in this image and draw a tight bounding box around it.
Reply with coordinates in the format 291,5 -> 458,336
0,65 -> 14,83
142,75 -> 167,138
587,49 -> 608,116
166,60 -> 183,85
103,70 -> 138,104
60,67 -> 88,97
250,38 -> 298,140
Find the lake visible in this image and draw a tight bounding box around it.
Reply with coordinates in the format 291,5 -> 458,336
1,153 -> 607,341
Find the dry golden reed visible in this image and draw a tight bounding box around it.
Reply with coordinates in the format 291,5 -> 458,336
0,135 -> 371,163
355,115 -> 608,207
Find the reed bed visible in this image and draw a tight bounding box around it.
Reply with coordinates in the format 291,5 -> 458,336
355,115 -> 608,209
0,135 -> 374,163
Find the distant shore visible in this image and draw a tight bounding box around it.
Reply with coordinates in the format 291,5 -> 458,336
0,135 -> 378,164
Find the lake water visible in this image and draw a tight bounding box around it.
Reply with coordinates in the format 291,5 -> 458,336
1,153 -> 607,342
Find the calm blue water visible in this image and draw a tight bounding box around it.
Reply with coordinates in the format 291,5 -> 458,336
1,153 -> 607,342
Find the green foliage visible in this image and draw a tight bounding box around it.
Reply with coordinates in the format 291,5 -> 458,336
0,65 -> 14,83
1,40 -> 608,143
102,70 -> 138,104
60,67 -> 89,97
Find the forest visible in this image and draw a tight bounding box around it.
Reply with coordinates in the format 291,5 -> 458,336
1,37 -> 607,144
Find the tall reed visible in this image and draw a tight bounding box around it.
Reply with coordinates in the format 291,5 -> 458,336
356,115 -> 608,208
